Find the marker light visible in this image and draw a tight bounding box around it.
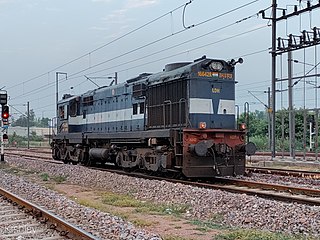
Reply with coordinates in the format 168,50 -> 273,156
239,123 -> 246,131
199,122 -> 207,129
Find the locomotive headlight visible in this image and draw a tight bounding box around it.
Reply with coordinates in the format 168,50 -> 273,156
199,122 -> 207,129
209,61 -> 223,71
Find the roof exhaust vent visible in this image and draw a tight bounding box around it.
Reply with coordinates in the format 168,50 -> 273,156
164,62 -> 191,71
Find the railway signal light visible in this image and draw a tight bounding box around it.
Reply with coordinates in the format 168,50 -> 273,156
1,105 -> 9,119
2,134 -> 8,144
2,119 -> 8,128
0,93 -> 7,105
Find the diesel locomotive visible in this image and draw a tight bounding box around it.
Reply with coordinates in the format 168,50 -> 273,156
51,55 -> 256,177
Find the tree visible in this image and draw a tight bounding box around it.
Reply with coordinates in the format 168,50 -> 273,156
35,117 -> 51,127
238,110 -> 269,138
243,108 -> 320,151
11,109 -> 44,127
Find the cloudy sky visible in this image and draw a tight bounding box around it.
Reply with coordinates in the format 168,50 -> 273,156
0,0 -> 319,119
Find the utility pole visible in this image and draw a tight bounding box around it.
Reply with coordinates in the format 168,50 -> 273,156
0,118 -> 3,161
56,72 -> 68,120
114,72 -> 118,85
260,0 -> 320,158
288,51 -> 295,159
244,102 -> 250,143
267,87 -> 272,150
270,0 -> 277,158
27,101 -> 30,149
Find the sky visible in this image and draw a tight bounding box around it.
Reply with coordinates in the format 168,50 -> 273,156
0,0 -> 319,120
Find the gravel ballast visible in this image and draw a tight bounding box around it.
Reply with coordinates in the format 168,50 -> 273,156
2,157 -> 320,239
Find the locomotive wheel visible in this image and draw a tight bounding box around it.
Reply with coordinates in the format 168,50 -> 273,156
80,152 -> 91,166
63,152 -> 70,164
116,151 -> 123,167
164,171 -> 177,179
52,147 -> 61,160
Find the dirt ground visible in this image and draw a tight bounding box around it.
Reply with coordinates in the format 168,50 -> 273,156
53,183 -> 221,240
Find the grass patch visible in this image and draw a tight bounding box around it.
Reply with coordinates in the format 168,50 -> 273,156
102,192 -> 190,217
189,219 -> 227,232
215,229 -> 308,240
40,173 -> 49,181
52,175 -> 67,183
76,197 -> 130,220
136,203 -> 189,217
77,198 -> 103,209
1,165 -> 37,176
1,165 -> 19,173
163,236 -> 195,240
163,237 -> 186,240
210,213 -> 224,223
39,173 -> 67,183
130,218 -> 156,227
102,192 -> 142,207
44,183 -> 56,190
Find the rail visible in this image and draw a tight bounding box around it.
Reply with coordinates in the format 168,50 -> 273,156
0,187 -> 99,239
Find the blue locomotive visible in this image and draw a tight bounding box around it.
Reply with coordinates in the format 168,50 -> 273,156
51,56 -> 255,177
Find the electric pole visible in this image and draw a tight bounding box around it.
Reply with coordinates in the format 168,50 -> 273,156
260,0 -> 320,158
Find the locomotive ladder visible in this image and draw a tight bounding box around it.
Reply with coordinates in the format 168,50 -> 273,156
173,98 -> 188,167
162,98 -> 188,168
174,130 -> 183,167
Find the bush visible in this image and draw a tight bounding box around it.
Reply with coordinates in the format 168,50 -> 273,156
250,135 -> 269,151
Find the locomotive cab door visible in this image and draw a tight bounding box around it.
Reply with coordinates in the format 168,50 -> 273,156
58,104 -> 69,133
69,97 -> 81,133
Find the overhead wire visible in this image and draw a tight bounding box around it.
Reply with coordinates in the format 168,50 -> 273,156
11,7 -> 268,101
56,2 -> 264,81
8,0 -> 262,93
67,12 -> 265,80
12,24 -> 271,105
6,1 -> 189,91
11,2 -> 272,118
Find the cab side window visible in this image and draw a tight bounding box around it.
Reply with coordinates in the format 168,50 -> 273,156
59,105 -> 68,119
59,106 -> 65,119
133,103 -> 138,115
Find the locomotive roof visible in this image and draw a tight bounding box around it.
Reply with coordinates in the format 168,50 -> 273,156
152,57 -> 227,83
57,94 -> 79,104
58,56 -> 229,103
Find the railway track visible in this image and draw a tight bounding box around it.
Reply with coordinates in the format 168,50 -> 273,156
6,148 -> 320,179
4,148 -> 56,162
87,167 -> 320,206
256,151 -> 320,158
214,177 -> 320,206
0,187 -> 98,239
246,166 -> 320,179
5,148 -> 320,206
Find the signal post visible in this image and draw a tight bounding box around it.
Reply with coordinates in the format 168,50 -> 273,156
0,91 -> 9,161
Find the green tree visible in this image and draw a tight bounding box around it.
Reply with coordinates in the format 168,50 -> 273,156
238,110 -> 269,138
11,109 -> 37,127
244,108 -> 319,151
